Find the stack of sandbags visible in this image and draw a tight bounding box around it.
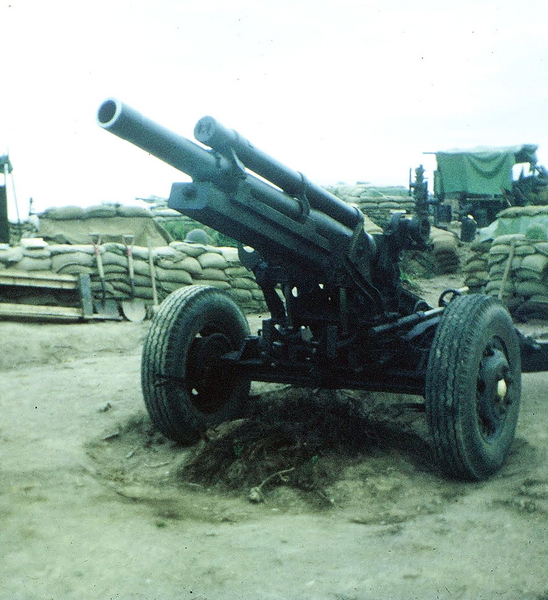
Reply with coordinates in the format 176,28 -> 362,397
463,239 -> 492,290
37,204 -> 170,247
430,227 -> 460,273
0,239 -> 53,273
482,235 -> 524,308
326,183 -> 415,227
0,240 -> 58,305
0,240 -> 269,314
464,233 -> 548,316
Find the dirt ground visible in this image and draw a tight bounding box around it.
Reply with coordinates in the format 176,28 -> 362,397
1,275 -> 547,600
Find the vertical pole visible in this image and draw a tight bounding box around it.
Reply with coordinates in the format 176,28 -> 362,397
0,185 -> 8,243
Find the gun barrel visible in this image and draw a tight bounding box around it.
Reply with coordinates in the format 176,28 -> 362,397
194,115 -> 359,231
97,99 -> 231,186
97,99 -> 328,226
97,99 -> 373,280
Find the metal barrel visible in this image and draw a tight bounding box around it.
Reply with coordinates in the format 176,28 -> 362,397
97,99 -> 230,186
194,115 -> 360,231
97,99 -> 365,274
97,100 -> 301,221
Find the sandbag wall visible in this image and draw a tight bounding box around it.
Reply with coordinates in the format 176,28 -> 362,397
37,204 -> 171,247
464,234 -> 548,317
325,184 -> 415,227
0,241 -> 268,315
429,227 -> 460,273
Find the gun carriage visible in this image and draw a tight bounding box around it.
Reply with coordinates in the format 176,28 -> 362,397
97,99 -> 546,481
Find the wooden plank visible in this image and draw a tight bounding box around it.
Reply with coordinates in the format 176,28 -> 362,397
78,274 -> 94,317
0,303 -> 84,320
0,270 -> 79,290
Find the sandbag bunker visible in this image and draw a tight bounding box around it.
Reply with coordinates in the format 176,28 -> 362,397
464,206 -> 548,320
0,238 -> 267,319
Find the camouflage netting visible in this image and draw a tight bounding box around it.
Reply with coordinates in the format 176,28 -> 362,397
0,240 -> 268,314
464,207 -> 548,318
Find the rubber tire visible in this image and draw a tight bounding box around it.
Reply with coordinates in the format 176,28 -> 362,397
425,294 -> 521,481
141,285 -> 251,444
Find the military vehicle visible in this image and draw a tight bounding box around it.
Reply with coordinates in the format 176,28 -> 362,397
419,145 -> 548,227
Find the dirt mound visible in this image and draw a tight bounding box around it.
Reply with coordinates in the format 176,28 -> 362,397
85,385 -> 453,514
181,389 -> 378,497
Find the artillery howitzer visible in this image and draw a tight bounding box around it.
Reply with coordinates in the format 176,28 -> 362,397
98,99 -> 548,481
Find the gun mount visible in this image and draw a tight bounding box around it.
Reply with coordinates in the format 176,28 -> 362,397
98,99 -> 542,481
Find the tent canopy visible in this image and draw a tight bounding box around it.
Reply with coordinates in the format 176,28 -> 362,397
433,144 -> 538,197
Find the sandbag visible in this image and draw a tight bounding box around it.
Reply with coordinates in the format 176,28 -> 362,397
492,233 -> 526,245
83,205 -> 118,219
43,206 -> 85,220
515,281 -> 548,297
251,289 -> 266,301
102,266 -> 129,277
488,256 -> 522,272
225,266 -> 250,278
111,281 -> 133,296
90,280 -> 115,295
16,256 -> 52,271
515,268 -> 543,282
132,259 -> 154,277
513,244 -> 536,256
133,286 -> 155,300
56,264 -> 93,275
198,252 -> 229,269
102,243 -> 126,256
48,244 -> 95,255
154,246 -> 183,262
490,244 -> 512,256
520,253 -> 548,274
101,252 -> 129,269
533,242 -> 548,257
169,241 -> 207,258
178,256 -> 202,277
228,288 -> 253,303
529,294 -> 548,304
133,274 -> 152,287
22,247 -> 51,258
485,279 -> 514,294
470,240 -> 492,253
0,246 -> 24,264
229,277 -> 258,290
465,274 -> 489,288
131,247 -> 151,261
154,266 -> 193,285
465,259 -> 489,272
199,268 -> 228,282
220,247 -> 240,262
116,205 -> 150,218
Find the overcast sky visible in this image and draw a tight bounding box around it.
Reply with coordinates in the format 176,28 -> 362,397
1,0 -> 548,218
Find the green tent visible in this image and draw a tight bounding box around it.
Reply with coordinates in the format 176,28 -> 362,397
434,145 -> 538,197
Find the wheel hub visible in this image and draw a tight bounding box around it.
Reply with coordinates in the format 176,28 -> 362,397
187,332 -> 233,413
478,347 -> 510,437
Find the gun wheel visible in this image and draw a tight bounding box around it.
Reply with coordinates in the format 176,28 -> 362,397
141,285 -> 250,444
425,294 -> 521,480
